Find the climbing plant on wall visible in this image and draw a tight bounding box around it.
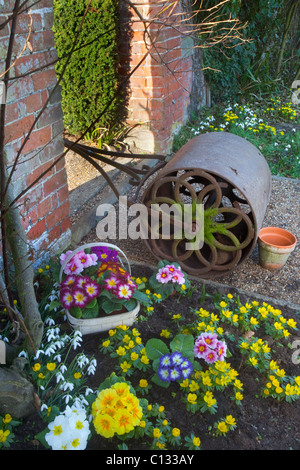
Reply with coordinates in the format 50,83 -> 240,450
53,0 -> 121,135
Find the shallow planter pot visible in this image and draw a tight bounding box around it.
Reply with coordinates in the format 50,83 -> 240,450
66,301 -> 140,335
258,227 -> 297,271
60,242 -> 140,335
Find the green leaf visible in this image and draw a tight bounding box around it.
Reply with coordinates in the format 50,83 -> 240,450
170,334 -> 194,360
85,297 -> 97,309
101,299 -> 123,315
81,303 -> 99,319
145,338 -> 169,361
151,373 -> 170,388
69,306 -> 82,318
132,290 -> 149,304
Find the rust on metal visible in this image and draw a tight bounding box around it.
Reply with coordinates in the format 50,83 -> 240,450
141,132 -> 272,278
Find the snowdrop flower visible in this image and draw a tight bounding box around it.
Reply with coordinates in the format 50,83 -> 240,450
87,359 -> 97,375
60,364 -> 68,374
60,381 -> 74,392
77,353 -> 89,368
44,345 -> 56,356
56,372 -> 65,384
18,350 -> 27,358
45,317 -> 55,326
71,331 -> 83,350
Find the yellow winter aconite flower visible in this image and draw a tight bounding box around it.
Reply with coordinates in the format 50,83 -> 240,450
226,415 -> 236,426
217,421 -> 228,434
172,428 -> 180,437
204,391 -> 216,408
153,428 -> 162,439
0,429 -> 10,443
46,363 -> 56,371
2,414 -> 12,424
193,436 -> 201,447
32,363 -> 41,372
139,379 -> 148,388
287,318 -> 297,328
187,393 -> 197,405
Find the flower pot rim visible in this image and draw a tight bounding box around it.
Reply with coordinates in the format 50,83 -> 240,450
258,226 -> 297,249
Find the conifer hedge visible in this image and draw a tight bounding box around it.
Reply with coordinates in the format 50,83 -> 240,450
53,0 -> 120,135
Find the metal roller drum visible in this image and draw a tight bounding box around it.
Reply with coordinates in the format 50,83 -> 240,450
141,132 -> 272,278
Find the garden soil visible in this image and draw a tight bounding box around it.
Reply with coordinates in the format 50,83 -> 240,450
8,265 -> 300,451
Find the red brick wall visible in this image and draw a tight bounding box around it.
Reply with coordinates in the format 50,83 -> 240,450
1,0 -> 71,256
124,0 -> 194,153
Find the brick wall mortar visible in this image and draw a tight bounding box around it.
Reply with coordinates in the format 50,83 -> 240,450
124,0 -> 197,153
2,1 -> 71,262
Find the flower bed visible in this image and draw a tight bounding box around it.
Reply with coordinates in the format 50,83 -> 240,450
1,261 -> 300,451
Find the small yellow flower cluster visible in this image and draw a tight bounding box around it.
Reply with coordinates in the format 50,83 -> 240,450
101,326 -> 150,378
181,360 -> 243,414
214,415 -> 237,436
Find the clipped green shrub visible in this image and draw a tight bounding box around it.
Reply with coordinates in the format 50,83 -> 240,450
53,0 -> 121,135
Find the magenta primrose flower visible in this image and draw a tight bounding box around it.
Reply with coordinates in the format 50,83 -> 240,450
117,284 -> 133,299
60,289 -> 74,310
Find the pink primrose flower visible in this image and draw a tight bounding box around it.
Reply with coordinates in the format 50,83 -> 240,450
200,332 -> 218,349
156,267 -> 172,284
194,340 -> 209,359
171,269 -> 185,285
204,349 -> 218,364
63,257 -> 84,276
74,251 -> 98,269
216,340 -> 227,361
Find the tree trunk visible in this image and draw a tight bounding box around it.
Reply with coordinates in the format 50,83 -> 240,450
1,170 -> 44,354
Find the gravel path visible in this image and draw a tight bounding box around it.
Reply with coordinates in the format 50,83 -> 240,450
77,175 -> 300,307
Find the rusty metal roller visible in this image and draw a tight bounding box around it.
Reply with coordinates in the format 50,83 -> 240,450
141,132 -> 272,278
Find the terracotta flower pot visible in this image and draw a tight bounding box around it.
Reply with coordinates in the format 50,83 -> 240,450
258,227 -> 297,271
